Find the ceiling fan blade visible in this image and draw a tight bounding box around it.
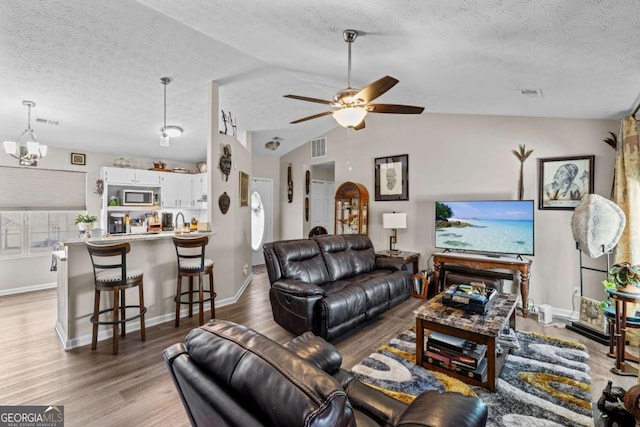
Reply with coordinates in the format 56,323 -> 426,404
290,111 -> 333,124
354,120 -> 366,131
354,76 -> 399,103
284,94 -> 333,105
367,104 -> 425,114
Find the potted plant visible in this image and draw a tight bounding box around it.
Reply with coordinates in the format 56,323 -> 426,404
601,263 -> 640,317
609,262 -> 640,294
75,213 -> 97,238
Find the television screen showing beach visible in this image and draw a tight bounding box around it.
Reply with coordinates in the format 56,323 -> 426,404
435,200 -> 534,255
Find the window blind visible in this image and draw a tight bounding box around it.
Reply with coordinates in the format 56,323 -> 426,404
0,166 -> 87,210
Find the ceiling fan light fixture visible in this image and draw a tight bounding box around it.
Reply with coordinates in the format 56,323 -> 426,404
333,107 -> 367,128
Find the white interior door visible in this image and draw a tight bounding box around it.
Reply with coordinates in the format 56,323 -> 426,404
310,180 -> 335,234
250,178 -> 273,266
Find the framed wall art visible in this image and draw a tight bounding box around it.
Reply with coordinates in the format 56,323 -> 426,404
538,155 -> 594,210
374,154 -> 408,201
71,153 -> 86,166
578,296 -> 607,336
239,171 -> 249,207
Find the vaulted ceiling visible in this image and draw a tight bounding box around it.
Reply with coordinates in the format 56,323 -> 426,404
1,1 -> 639,162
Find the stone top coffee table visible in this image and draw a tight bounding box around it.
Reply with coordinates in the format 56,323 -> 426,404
414,287 -> 518,392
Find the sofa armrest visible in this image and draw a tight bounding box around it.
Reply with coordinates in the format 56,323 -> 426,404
272,279 -> 326,297
375,256 -> 407,271
344,378 -> 408,426
397,391 -> 488,427
284,332 -> 342,374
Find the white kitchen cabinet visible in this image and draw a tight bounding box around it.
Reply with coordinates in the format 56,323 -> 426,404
134,170 -> 162,186
191,173 -> 208,209
102,167 -> 135,184
161,174 -> 193,208
102,167 -> 161,186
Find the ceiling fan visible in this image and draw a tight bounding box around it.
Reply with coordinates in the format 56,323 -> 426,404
284,29 -> 425,130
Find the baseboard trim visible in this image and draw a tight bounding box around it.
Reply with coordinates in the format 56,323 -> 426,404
0,282 -> 56,296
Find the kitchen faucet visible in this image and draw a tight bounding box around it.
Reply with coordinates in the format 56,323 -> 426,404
175,212 -> 185,230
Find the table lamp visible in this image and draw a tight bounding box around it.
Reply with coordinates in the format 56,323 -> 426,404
383,212 -> 406,253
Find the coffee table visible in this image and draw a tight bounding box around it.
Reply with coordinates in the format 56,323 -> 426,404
414,287 -> 518,392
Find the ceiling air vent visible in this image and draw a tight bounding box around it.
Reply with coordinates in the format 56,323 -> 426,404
311,137 -> 327,159
36,117 -> 61,126
517,88 -> 543,98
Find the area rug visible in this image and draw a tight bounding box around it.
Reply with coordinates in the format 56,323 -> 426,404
351,327 -> 593,427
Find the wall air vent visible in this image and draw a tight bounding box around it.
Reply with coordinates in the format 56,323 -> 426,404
517,88 -> 543,98
311,137 -> 327,159
36,117 -> 61,126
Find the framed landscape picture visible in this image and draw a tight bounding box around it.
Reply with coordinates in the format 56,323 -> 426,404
375,154 -> 409,201
538,155 -> 594,210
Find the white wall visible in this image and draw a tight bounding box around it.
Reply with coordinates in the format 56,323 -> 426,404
281,113 -> 617,313
0,146 -> 197,293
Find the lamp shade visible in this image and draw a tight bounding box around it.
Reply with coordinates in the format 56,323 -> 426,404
333,107 -> 367,128
383,213 -> 406,229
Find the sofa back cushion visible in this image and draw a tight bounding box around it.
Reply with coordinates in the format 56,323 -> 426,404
271,239 -> 330,285
185,320 -> 354,427
314,235 -> 376,281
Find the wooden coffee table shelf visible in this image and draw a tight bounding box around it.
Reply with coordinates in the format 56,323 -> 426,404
414,288 -> 518,392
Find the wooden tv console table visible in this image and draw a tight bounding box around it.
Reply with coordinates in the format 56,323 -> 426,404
432,252 -> 532,317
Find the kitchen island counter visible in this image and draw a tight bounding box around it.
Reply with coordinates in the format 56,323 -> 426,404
61,230 -> 211,246
55,231 -> 214,350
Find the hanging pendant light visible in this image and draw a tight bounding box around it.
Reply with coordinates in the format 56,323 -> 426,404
3,100 -> 47,166
160,77 -> 183,147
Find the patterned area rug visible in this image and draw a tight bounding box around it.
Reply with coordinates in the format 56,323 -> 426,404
351,327 -> 593,427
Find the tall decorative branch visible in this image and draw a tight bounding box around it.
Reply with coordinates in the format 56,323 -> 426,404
512,144 -> 534,200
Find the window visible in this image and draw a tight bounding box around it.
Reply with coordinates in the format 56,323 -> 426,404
0,211 -> 84,258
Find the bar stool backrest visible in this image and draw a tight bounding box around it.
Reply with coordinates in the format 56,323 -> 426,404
173,236 -> 210,273
86,242 -> 131,287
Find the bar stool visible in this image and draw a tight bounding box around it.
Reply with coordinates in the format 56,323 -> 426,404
86,242 -> 147,355
173,236 -> 216,327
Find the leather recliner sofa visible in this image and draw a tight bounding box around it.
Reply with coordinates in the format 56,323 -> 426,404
164,319 -> 488,427
263,234 -> 411,340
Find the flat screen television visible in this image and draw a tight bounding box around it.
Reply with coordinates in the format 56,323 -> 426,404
434,200 -> 534,256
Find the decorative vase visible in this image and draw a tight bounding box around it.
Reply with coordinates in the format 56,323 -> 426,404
84,222 -> 94,238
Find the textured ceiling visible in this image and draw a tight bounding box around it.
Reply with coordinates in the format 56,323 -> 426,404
1,0 -> 639,162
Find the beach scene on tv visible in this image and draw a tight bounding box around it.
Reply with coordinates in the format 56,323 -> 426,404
435,201 -> 534,255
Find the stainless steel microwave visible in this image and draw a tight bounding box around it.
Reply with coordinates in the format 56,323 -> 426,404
121,189 -> 154,206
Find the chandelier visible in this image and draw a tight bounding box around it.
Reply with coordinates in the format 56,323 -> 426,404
3,100 -> 47,166
160,77 -> 183,147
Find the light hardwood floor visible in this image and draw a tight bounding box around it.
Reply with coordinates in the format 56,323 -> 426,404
0,272 -> 636,426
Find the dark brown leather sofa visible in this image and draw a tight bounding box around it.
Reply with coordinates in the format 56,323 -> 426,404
164,319 -> 488,427
263,234 -> 411,340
